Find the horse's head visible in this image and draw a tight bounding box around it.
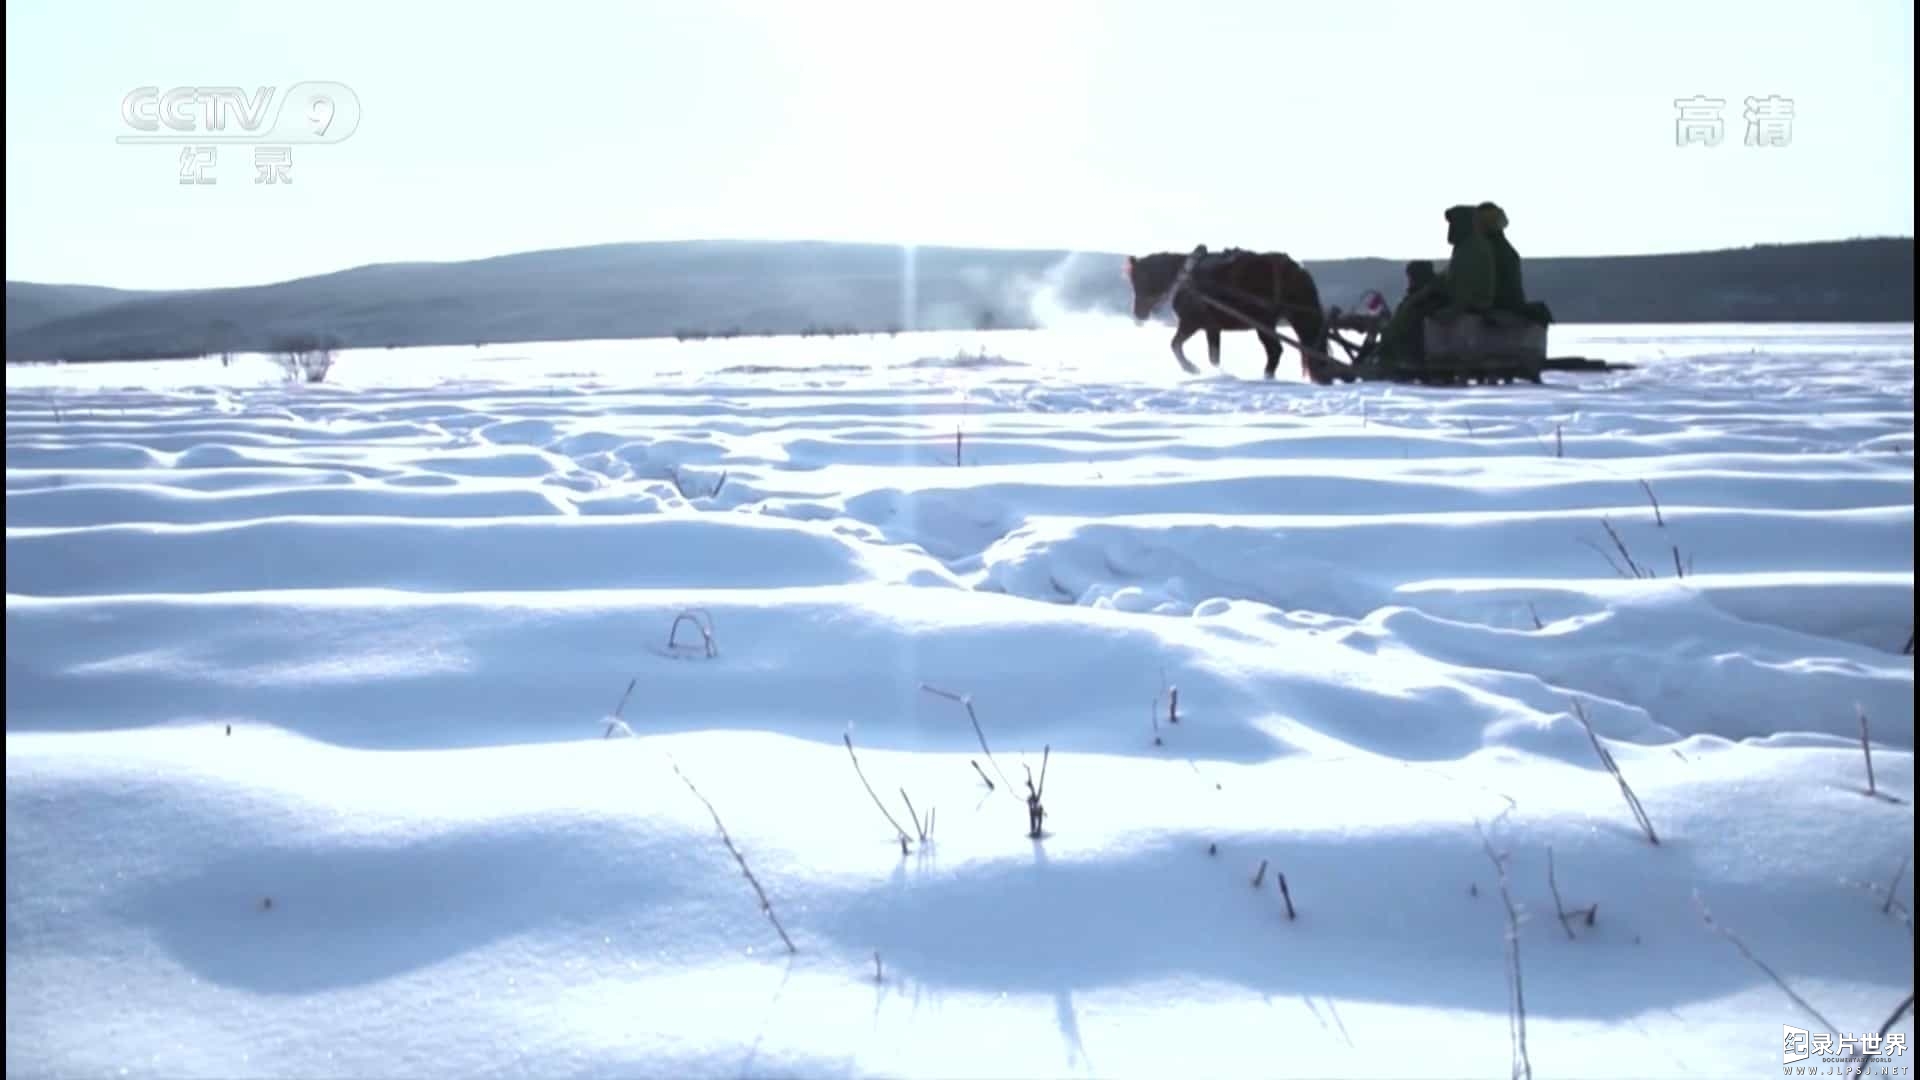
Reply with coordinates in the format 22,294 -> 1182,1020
1271,253 -> 1329,353
1123,252 -> 1187,323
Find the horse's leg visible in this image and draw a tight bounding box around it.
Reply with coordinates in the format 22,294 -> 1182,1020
1204,326 -> 1223,369
1289,318 -> 1329,383
1259,327 -> 1284,380
1170,321 -> 1201,374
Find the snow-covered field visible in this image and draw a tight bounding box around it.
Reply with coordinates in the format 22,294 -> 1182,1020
7,321 -> 1916,1079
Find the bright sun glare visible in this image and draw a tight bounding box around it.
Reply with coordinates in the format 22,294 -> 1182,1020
738,1 -> 1098,247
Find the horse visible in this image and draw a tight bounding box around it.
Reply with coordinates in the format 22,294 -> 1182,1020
1123,246 -> 1330,380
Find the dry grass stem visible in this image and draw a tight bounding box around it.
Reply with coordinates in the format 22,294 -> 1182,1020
1601,518 -> 1651,579
670,757 -> 796,954
1546,847 -> 1599,937
1853,991 -> 1916,1073
1639,480 -> 1666,527
1477,818 -> 1533,1080
667,467 -> 728,500
899,787 -> 933,844
842,733 -> 913,850
1693,891 -> 1832,1035
922,684 -> 1018,800
1858,705 -> 1878,797
604,677 -> 638,738
970,759 -> 996,791
666,609 -> 719,658
1570,699 -> 1660,845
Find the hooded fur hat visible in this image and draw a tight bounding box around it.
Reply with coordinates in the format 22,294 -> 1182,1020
1445,205 -> 1478,244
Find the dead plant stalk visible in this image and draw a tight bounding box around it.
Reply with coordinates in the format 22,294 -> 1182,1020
1546,847 -> 1598,937
922,684 -> 1018,800
1854,992 -> 1916,1074
666,609 -> 719,658
1694,892 -> 1834,1037
670,758 -> 796,954
1570,699 -> 1660,845
1478,820 -> 1533,1080
842,733 -> 914,853
1602,518 -> 1651,579
1859,705 -> 1878,797
605,677 -> 638,738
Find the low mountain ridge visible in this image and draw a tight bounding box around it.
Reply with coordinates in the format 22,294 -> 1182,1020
6,237 -> 1911,363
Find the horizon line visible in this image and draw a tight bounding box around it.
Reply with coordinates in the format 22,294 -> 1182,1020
8,232 -> 1914,295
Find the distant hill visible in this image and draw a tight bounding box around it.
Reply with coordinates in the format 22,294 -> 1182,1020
6,236 -> 1912,363
7,282 -> 167,338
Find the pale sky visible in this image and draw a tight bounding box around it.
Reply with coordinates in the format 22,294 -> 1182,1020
5,0 -> 1914,290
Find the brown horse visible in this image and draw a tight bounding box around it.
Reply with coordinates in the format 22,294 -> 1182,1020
1124,246 -> 1330,380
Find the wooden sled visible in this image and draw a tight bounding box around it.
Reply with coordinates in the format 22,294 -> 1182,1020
1308,309 -> 1636,386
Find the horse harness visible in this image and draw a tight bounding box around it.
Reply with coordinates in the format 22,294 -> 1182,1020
1155,247 -> 1326,339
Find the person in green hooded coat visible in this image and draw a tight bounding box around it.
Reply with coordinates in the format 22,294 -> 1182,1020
1478,201 -> 1553,324
1374,206 -> 1492,366
1438,203 -> 1495,314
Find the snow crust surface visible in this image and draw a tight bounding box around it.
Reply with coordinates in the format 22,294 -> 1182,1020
7,322 -> 1914,1078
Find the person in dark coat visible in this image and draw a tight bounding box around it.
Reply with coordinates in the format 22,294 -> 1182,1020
1404,259 -> 1440,301
1440,204 -> 1496,313
1477,202 -> 1553,325
1375,206 -> 1485,366
1380,259 -> 1447,364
